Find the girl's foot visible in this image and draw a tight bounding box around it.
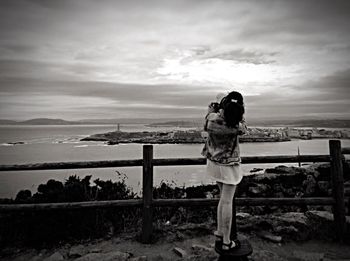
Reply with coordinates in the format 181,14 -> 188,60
221,239 -> 241,252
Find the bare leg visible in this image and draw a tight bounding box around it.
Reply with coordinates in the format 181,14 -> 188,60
218,183 -> 236,245
216,182 -> 223,236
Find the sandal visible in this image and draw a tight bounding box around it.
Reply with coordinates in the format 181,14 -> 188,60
221,239 -> 241,252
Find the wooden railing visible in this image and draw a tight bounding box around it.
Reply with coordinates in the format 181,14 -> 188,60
0,140 -> 348,243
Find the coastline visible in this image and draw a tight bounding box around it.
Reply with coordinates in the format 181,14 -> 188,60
80,127 -> 350,145
80,129 -> 291,145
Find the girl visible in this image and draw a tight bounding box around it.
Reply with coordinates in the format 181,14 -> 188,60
201,91 -> 247,253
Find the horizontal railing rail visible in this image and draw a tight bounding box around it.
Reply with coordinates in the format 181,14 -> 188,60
0,141 -> 348,242
0,199 -> 143,211
0,159 -> 143,171
0,155 -> 331,171
1,197 -> 344,212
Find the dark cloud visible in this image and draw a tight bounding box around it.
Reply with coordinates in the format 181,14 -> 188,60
0,44 -> 37,55
25,0 -> 70,9
237,0 -> 350,45
0,77 -> 217,111
0,60 -> 54,79
313,69 -> 350,97
288,69 -> 350,100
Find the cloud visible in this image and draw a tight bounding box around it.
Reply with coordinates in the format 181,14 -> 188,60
0,76 -> 220,119
0,0 -> 349,120
288,68 -> 350,100
1,68 -> 349,121
311,69 -> 350,99
0,44 -> 37,55
244,69 -> 350,119
207,49 -> 277,65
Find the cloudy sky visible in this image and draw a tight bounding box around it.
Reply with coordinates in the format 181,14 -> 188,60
0,0 -> 349,121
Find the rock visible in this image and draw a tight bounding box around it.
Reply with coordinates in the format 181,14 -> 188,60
29,256 -> 44,261
275,212 -> 308,226
265,166 -> 292,174
251,250 -> 286,261
274,225 -> 298,236
69,244 -> 87,258
129,256 -> 148,261
88,248 -> 102,253
272,184 -> 283,192
43,251 -> 64,261
236,212 -> 251,219
191,244 -> 212,253
184,253 -> 217,261
236,211 -> 314,239
173,247 -> 187,258
74,251 -> 130,261
248,166 -> 307,188
248,184 -> 270,196
250,168 -> 264,173
292,250 -> 325,261
307,210 -> 350,228
273,212 -> 311,240
257,231 -> 282,243
150,254 -> 165,261
310,163 -> 331,181
305,210 -> 339,240
306,210 -> 333,222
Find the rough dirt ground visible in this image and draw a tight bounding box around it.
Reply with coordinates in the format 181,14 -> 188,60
2,232 -> 350,261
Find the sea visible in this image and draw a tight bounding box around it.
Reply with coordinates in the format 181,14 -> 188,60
0,124 -> 349,199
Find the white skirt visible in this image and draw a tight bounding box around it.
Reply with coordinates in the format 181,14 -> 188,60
207,159 -> 243,185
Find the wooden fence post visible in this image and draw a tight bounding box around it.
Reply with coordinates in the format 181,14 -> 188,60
329,140 -> 346,241
141,145 -> 154,243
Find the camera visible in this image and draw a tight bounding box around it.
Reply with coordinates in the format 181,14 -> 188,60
210,102 -> 220,112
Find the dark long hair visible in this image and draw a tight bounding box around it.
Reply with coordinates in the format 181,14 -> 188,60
219,91 -> 245,128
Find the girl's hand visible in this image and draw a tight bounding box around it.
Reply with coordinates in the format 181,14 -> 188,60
238,118 -> 248,135
201,131 -> 209,139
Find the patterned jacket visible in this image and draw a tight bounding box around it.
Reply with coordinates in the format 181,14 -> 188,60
201,110 -> 247,165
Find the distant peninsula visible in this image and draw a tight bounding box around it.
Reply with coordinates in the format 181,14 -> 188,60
81,129 -> 290,145
0,118 -> 84,125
